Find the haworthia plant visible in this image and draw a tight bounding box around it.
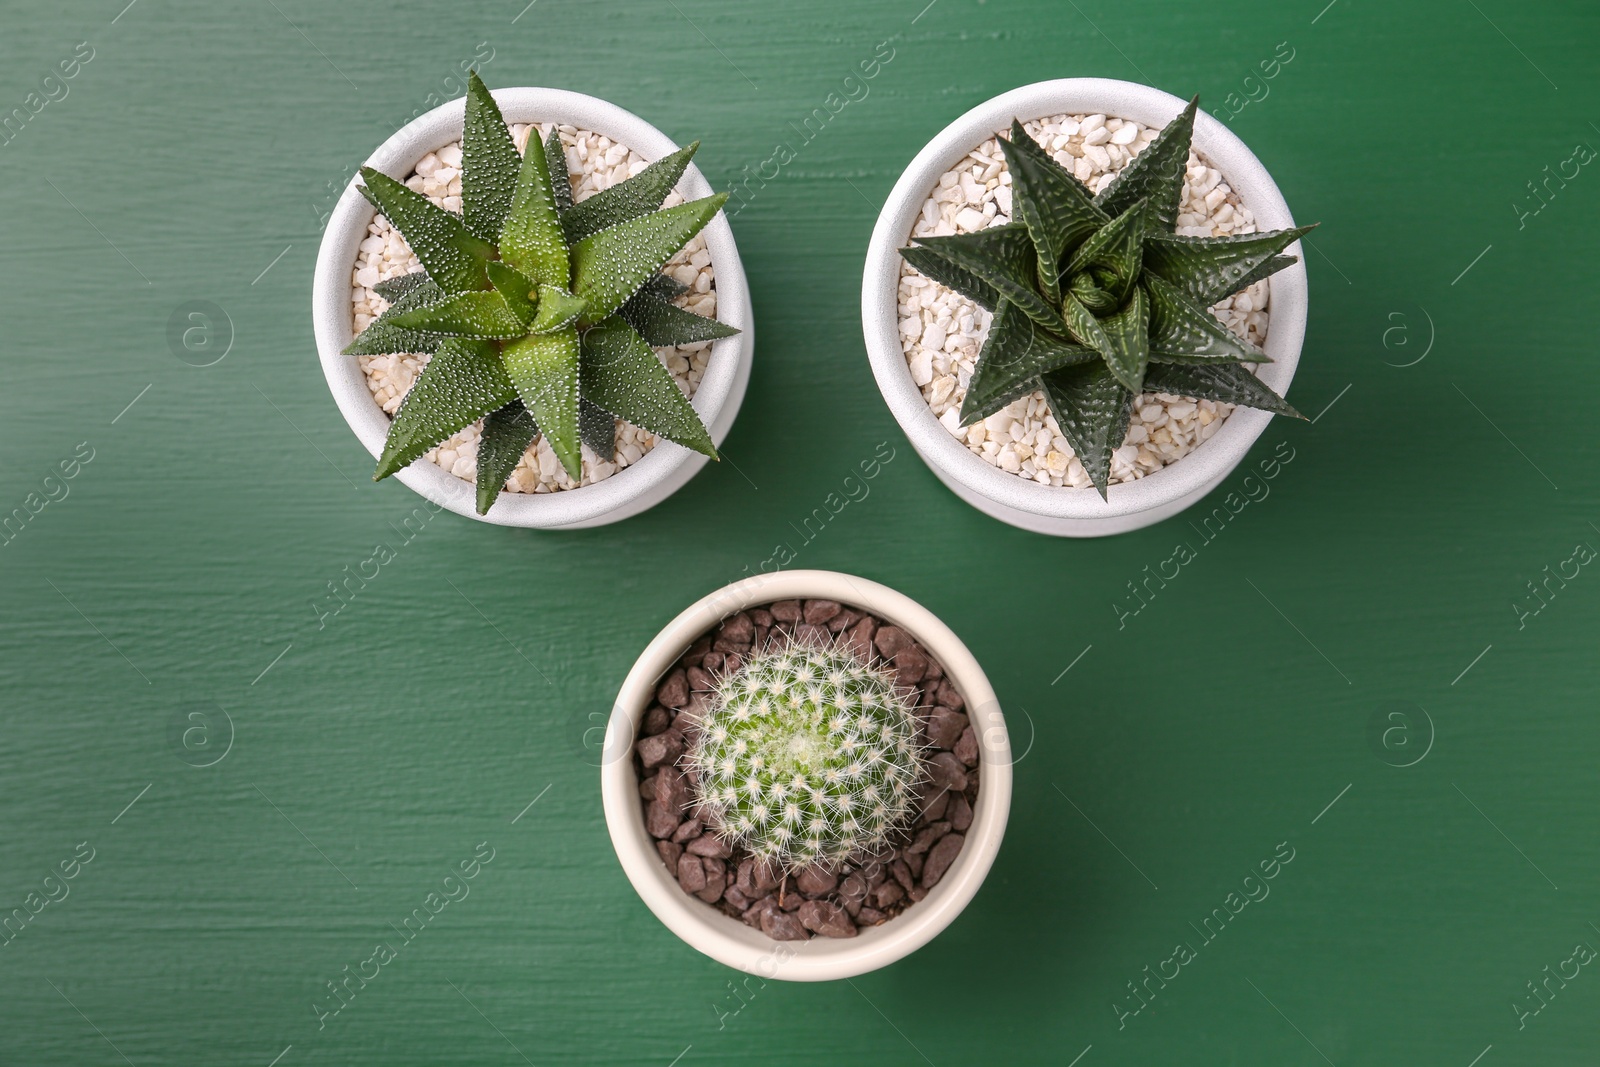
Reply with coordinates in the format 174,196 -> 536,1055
900,98 -> 1316,498
346,71 -> 738,514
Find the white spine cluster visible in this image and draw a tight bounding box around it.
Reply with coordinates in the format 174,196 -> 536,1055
685,640 -> 925,871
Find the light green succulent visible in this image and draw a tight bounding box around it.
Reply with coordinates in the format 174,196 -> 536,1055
901,97 -> 1316,497
686,642 -> 925,871
346,72 -> 737,513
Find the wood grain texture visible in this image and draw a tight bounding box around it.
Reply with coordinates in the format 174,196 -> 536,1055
2,0 -> 1598,1063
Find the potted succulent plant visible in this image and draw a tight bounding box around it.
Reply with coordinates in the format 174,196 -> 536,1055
313,74 -> 752,528
601,570 -> 1012,981
863,79 -> 1314,537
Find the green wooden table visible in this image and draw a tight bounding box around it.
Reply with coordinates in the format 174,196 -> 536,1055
3,0 -> 1597,1063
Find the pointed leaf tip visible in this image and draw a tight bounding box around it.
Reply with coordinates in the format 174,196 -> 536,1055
375,338 -> 516,481
579,316 -> 716,458
560,142 -> 710,244
570,194 -> 728,325
356,167 -> 494,293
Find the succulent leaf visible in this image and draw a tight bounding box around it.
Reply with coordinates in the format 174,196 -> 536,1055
578,397 -> 617,462
1067,269 -> 1119,315
502,329 -> 583,480
1143,273 -> 1267,363
1095,283 -> 1151,394
1093,96 -> 1197,231
342,322 -> 444,357
686,641 -> 925,872
1000,118 -> 1109,301
484,260 -> 539,326
344,275 -> 454,355
1219,254 -> 1297,304
543,129 -> 574,213
899,244 -> 1004,312
1143,225 -> 1315,306
371,273 -> 431,301
561,142 -> 701,245
374,274 -> 447,313
474,399 -> 539,514
960,303 -> 1096,425
1039,361 -> 1134,499
499,130 -> 570,288
375,338 -> 515,481
1142,361 -> 1303,419
528,285 -> 587,334
642,271 -> 689,300
388,289 -> 527,339
619,288 -> 739,347
344,276 -> 452,355
461,71 -> 522,243
569,193 -> 728,326
1061,290 -> 1116,361
909,224 -> 1069,336
579,316 -> 716,458
358,167 -> 494,294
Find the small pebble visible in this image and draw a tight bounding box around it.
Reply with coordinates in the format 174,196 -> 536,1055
949,794 -> 973,832
657,670 -> 689,710
803,599 -> 843,626
923,707 -> 969,749
760,908 -> 807,941
927,751 -> 969,792
923,833 -> 965,888
637,730 -> 683,770
686,834 -> 731,858
799,899 -> 858,938
874,625 -> 916,659
677,853 -> 707,892
795,865 -> 838,895
954,727 -> 979,767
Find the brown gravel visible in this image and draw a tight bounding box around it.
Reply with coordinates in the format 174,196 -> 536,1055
632,600 -> 980,940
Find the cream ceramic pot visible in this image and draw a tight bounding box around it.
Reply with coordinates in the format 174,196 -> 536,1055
601,570 -> 1012,980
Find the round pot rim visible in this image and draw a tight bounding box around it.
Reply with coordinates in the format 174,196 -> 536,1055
311,86 -> 752,528
861,77 -> 1309,523
601,569 -> 1013,981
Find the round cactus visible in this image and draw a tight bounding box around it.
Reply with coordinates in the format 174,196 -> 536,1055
685,640 -> 925,871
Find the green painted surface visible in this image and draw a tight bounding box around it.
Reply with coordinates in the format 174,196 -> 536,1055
2,1 -> 1597,1063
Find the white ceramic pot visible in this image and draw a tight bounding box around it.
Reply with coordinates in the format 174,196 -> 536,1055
862,78 -> 1308,538
312,88 -> 753,529
601,570 -> 1012,981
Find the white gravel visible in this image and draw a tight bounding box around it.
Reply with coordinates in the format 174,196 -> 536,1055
351,124 -> 720,494
899,113 -> 1273,489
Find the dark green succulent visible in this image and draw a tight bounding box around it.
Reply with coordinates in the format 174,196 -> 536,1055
900,98 -> 1315,497
346,71 -> 737,513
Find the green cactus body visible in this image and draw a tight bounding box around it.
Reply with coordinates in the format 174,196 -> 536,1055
686,642 -> 925,872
